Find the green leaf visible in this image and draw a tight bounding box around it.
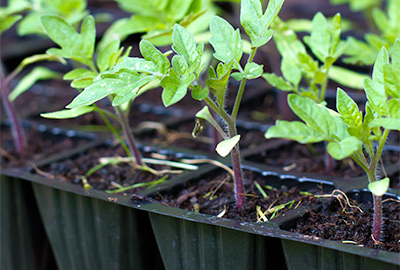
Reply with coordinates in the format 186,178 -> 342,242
388,98 -> 400,118
216,135 -> 241,157
191,85 -> 209,100
140,40 -> 170,74
262,0 -> 285,29
161,70 -> 195,106
112,74 -> 157,106
209,16 -> 243,69
372,46 -> 389,86
206,61 -> 233,106
343,36 -> 377,65
41,106 -> 94,119
195,105 -> 214,122
9,67 -> 60,101
16,53 -> 66,70
0,14 -> 22,34
383,63 -> 400,98
40,15 -> 95,66
111,57 -> 159,75
231,62 -> 263,80
363,78 -> 388,116
115,0 -> 168,16
369,118 -> 400,130
328,65 -> 367,90
368,178 -> 390,197
97,40 -> 120,73
281,57 -> 301,88
64,68 -> 96,80
80,15 -> 96,61
240,0 -> 276,47
391,39 -> 400,72
303,12 -> 330,62
71,78 -> 94,89
68,72 -> 156,108
262,73 -> 293,91
172,24 -> 198,66
327,136 -> 362,160
336,88 -> 363,135
265,120 -> 326,143
288,94 -> 349,140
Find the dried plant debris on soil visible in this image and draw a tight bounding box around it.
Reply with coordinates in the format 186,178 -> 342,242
291,198 -> 400,252
1,127 -> 89,168
42,144 -> 181,193
153,169 -> 323,223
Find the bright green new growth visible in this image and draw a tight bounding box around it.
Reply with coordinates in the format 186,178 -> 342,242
266,42 -> 400,241
263,12 -> 356,104
1,0 -> 88,36
100,0 -> 217,48
343,0 -> 400,65
66,0 -> 285,210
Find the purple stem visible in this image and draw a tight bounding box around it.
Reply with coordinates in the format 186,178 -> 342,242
0,64 -> 25,154
231,145 -> 245,211
372,195 -> 382,242
115,106 -> 143,166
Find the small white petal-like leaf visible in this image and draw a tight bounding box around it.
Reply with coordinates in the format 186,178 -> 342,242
368,178 -> 390,197
216,135 -> 241,157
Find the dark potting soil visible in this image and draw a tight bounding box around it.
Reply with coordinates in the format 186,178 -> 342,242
0,126 -> 90,168
247,141 -> 400,179
290,198 -> 400,252
153,169 -> 323,223
42,143 -> 181,193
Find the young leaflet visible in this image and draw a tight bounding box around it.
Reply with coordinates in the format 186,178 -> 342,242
266,40 -> 400,241
65,0 -> 285,210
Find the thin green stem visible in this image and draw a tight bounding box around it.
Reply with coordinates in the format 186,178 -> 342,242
93,106 -> 132,158
231,48 -> 257,121
369,129 -> 390,176
204,96 -> 234,127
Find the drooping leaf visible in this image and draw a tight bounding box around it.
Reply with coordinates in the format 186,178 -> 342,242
41,106 -> 94,119
369,118 -> 400,130
14,53 -> 66,72
327,136 -> 362,160
209,16 -> 243,69
9,67 -> 61,101
216,135 -> 241,157
368,178 -> 390,197
64,68 -> 96,81
262,73 -> 293,91
288,94 -> 349,140
328,65 -> 367,90
265,120 -> 326,143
